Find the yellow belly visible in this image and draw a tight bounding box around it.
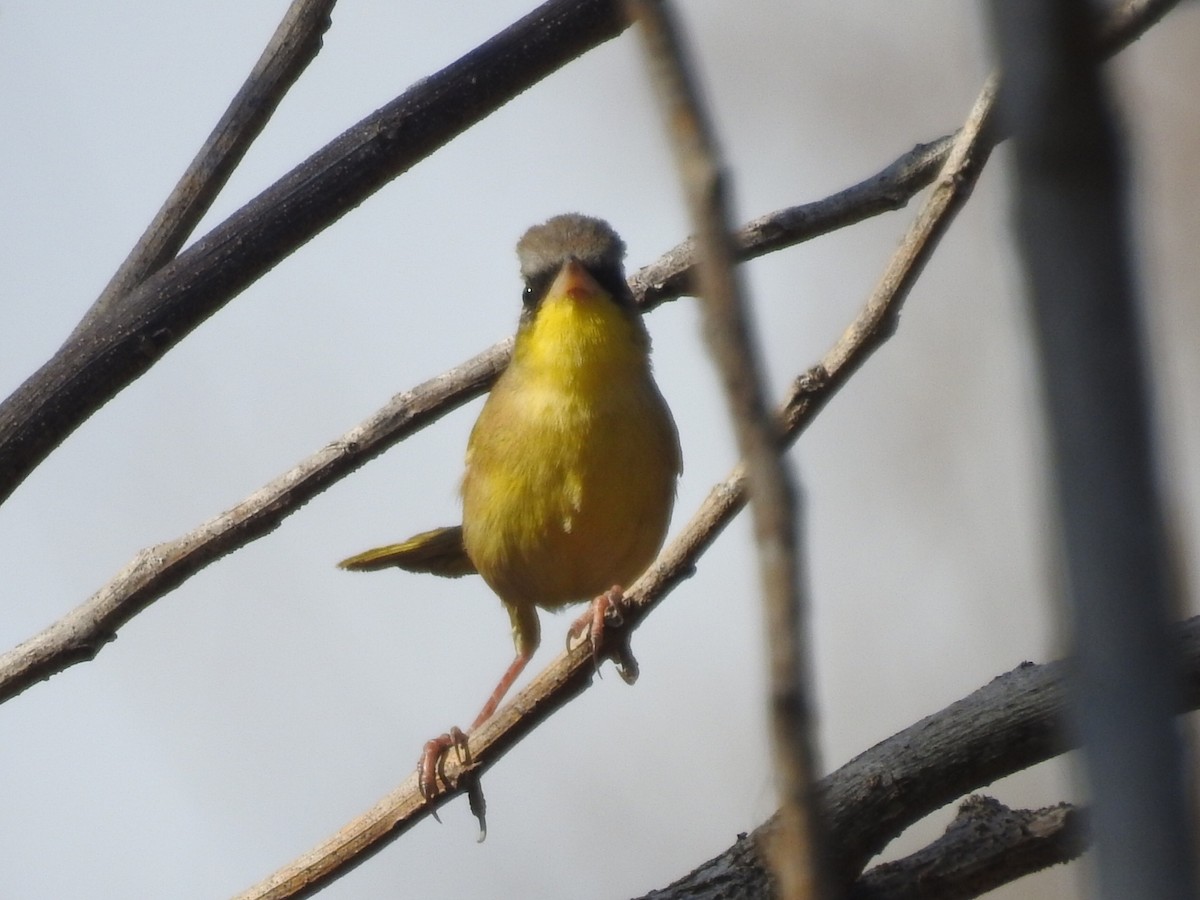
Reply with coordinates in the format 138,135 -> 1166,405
460,295 -> 679,614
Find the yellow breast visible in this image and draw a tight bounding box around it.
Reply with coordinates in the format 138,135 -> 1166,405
460,290 -> 680,612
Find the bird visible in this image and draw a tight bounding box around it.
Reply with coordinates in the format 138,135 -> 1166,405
339,214 -> 681,795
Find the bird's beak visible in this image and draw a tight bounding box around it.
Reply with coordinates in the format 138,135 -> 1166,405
548,258 -> 605,303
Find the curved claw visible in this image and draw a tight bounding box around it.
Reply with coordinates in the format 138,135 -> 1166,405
613,642 -> 640,685
467,776 -> 488,843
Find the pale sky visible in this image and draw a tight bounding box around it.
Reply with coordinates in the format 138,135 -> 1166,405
2,2 -> 1198,898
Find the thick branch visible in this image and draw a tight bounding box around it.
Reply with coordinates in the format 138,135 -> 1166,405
850,797 -> 1086,900
643,616 -> 1200,900
638,797 -> 1087,900
0,0 -> 628,507
67,0 -> 337,342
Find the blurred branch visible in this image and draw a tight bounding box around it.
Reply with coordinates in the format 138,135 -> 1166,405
66,0 -> 337,343
849,797 -> 1086,900
628,1 -> 823,897
989,0 -> 1196,897
0,0 -> 628,508
1095,0 -> 1184,55
648,615 -> 1200,900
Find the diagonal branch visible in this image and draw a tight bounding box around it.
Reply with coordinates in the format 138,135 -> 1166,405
0,0 -> 629,508
631,134 -> 955,311
0,145 -> 969,704
66,0 -> 338,343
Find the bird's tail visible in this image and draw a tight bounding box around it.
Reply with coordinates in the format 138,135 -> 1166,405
337,525 -> 476,577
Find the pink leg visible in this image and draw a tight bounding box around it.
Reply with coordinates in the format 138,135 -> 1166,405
470,652 -> 532,730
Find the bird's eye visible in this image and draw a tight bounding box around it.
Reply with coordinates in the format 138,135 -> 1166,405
522,272 -> 552,307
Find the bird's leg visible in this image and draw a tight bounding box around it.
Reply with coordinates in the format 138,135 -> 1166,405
419,604 -> 541,799
567,586 -> 639,684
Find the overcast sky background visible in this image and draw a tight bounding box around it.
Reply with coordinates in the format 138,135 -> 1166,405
2,2 -> 1198,898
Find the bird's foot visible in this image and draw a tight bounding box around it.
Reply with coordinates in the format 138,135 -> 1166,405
418,728 -> 489,839
418,725 -> 469,800
567,586 -> 639,685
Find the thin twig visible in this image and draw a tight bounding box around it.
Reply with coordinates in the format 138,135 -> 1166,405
627,1 -> 822,897
66,0 -> 337,344
807,69 -> 1000,888
0,0 -> 629,508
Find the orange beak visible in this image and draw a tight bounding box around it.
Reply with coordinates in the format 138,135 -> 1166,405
547,258 -> 605,303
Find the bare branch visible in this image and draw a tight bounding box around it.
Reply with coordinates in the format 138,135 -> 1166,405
637,797 -> 1087,900
628,1 -> 822,897
631,134 -> 956,311
67,0 -> 338,343
0,0 -> 628,507
850,797 -> 1086,900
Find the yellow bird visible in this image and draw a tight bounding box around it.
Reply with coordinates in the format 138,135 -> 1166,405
340,214 -> 681,791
